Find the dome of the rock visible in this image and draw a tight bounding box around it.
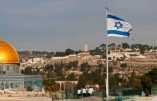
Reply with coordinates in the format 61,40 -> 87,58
0,40 -> 19,64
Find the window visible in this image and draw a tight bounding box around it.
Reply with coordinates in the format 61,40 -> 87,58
7,66 -> 9,71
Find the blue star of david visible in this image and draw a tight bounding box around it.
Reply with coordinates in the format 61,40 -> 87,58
114,22 -> 123,29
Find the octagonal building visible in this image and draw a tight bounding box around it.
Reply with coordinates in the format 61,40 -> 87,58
0,39 -> 43,90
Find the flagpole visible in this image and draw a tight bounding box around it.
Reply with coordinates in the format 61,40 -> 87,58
105,7 -> 109,101
104,6 -> 132,101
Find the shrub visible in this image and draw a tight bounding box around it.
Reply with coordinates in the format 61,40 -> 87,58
27,86 -> 33,91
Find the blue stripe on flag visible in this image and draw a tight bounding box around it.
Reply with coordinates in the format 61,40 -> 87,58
107,14 -> 125,21
107,30 -> 129,37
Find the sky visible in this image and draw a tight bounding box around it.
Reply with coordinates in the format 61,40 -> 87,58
0,0 -> 156,51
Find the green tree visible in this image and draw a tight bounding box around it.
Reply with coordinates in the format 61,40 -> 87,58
43,64 -> 54,72
55,52 -> 66,57
43,79 -> 60,92
65,61 -> 78,70
128,70 -> 142,89
109,43 -> 116,50
103,66 -> 113,73
110,73 -> 122,89
65,48 -> 74,55
146,68 -> 157,84
90,47 -> 102,56
122,43 -> 130,49
140,48 -> 145,54
131,44 -> 135,49
99,44 -> 106,51
140,75 -> 152,89
109,66 -> 113,73
120,63 -> 127,68
54,63 -> 65,80
66,73 -> 77,81
139,68 -> 157,96
26,87 -> 33,91
21,66 -> 33,75
80,62 -> 90,72
77,72 -> 88,88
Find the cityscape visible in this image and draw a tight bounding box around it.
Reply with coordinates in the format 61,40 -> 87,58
0,0 -> 156,101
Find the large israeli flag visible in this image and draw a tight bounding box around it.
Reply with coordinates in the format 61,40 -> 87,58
107,14 -> 132,37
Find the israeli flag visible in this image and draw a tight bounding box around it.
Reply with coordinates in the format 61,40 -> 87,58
107,14 -> 132,37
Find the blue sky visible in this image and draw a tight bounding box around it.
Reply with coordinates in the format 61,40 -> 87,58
0,0 -> 156,51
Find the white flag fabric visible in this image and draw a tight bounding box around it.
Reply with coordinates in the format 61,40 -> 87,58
107,14 -> 132,37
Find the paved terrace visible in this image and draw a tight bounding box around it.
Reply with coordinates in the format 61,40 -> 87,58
0,96 -> 156,101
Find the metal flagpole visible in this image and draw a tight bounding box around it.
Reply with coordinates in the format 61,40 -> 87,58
105,7 -> 109,101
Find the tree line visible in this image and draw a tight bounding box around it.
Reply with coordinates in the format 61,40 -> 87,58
19,43 -> 157,59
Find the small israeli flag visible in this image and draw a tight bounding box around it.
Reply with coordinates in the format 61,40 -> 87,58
107,14 -> 132,37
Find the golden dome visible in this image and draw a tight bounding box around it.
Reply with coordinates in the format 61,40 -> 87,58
0,40 -> 19,64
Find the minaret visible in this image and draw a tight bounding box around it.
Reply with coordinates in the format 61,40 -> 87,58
83,42 -> 89,53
